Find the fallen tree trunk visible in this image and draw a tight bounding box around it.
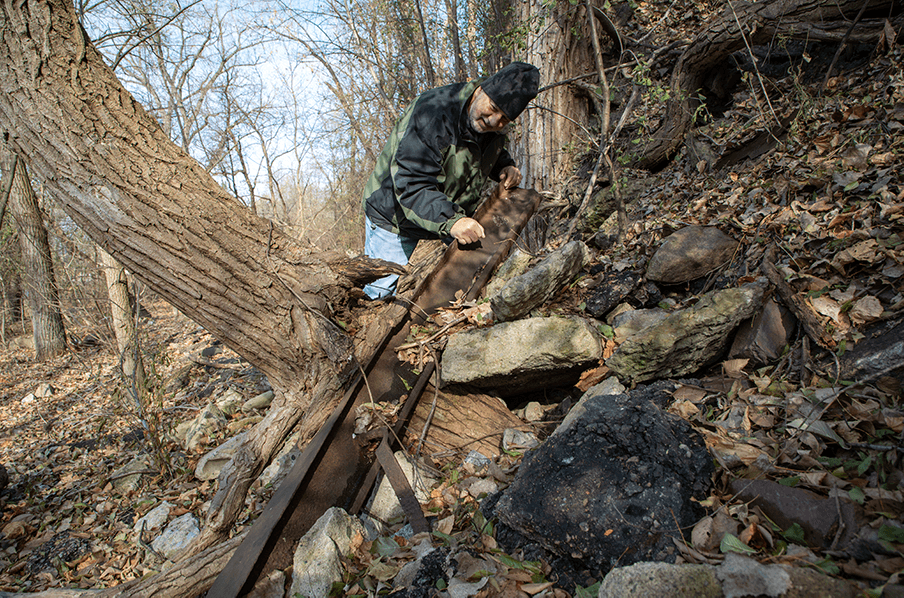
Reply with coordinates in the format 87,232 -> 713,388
635,0 -> 898,170
0,534 -> 244,598
0,0 -> 404,593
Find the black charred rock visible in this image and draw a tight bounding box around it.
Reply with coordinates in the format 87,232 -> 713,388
492,382 -> 713,576
585,270 -> 643,318
26,532 -> 91,575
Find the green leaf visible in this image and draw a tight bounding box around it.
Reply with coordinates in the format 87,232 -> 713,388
848,487 -> 865,505
843,181 -> 859,192
878,524 -> 904,544
778,476 -> 800,487
856,456 -> 873,476
814,558 -> 840,575
493,553 -> 525,569
575,582 -> 601,598
720,533 -> 757,555
782,523 -> 807,545
597,324 -> 614,339
435,579 -> 447,590
371,536 -> 399,558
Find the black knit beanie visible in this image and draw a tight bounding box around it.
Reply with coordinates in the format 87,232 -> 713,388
481,62 -> 540,120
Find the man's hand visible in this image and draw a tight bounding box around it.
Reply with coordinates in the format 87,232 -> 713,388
450,217 -> 485,245
499,165 -> 522,189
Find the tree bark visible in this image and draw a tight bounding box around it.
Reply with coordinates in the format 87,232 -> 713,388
634,0 -> 897,170
0,533 -> 244,598
514,0 -> 596,192
98,246 -> 145,385
3,153 -> 67,360
0,0 -> 399,570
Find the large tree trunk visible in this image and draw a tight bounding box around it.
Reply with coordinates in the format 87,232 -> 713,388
0,0 -> 397,574
4,154 -> 67,359
514,0 -> 596,192
635,0 -> 898,170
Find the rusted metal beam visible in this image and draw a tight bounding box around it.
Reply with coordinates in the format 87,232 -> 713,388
208,187 -> 541,597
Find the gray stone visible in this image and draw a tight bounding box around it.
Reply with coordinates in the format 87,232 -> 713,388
646,226 -> 739,284
442,316 -> 603,393
494,384 -> 712,572
484,249 -> 534,298
242,390 -> 275,412
290,508 -> 366,598
133,501 -> 173,533
464,478 -> 498,498
366,451 -> 436,528
151,513 -> 199,560
491,241 -> 590,322
606,280 -> 767,383
246,570 -> 286,598
195,432 -> 248,481
598,554 -> 860,598
520,401 -> 545,422
34,383 -> 55,398
112,455 -> 151,493
729,298 -> 796,365
182,403 -> 227,451
502,428 -> 539,452
717,552 -> 791,598
256,430 -> 302,490
463,451 -> 492,471
598,561 -> 721,598
611,307 -> 670,341
216,389 -> 245,416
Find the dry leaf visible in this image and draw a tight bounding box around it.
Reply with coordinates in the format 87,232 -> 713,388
672,385 -> 708,403
722,359 -> 749,379
849,296 -> 883,325
521,582 -> 554,595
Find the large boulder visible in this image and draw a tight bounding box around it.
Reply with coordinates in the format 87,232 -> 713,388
493,382 -> 713,574
441,316 -> 603,394
646,226 -> 738,284
606,280 -> 767,383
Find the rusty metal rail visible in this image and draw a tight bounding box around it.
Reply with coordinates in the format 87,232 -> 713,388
207,187 -> 541,597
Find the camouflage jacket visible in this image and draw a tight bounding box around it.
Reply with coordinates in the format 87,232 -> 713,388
362,79 -> 515,239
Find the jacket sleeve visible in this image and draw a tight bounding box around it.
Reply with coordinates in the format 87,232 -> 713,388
390,102 -> 466,237
490,147 -> 516,181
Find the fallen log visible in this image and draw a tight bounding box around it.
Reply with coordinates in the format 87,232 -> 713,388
635,0 -> 898,170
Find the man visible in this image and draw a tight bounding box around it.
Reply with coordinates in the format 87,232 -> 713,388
362,61 -> 540,298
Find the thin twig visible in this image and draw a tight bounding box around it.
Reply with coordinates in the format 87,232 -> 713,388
820,0 -> 871,93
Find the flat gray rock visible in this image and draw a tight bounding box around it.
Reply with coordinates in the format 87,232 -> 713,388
606,280 -> 766,383
442,316 -> 603,394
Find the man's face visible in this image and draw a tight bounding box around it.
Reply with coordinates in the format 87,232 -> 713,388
468,87 -> 511,133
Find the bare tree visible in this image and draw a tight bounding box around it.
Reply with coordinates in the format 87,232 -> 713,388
0,6 -> 399,595
1,153 -> 67,360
